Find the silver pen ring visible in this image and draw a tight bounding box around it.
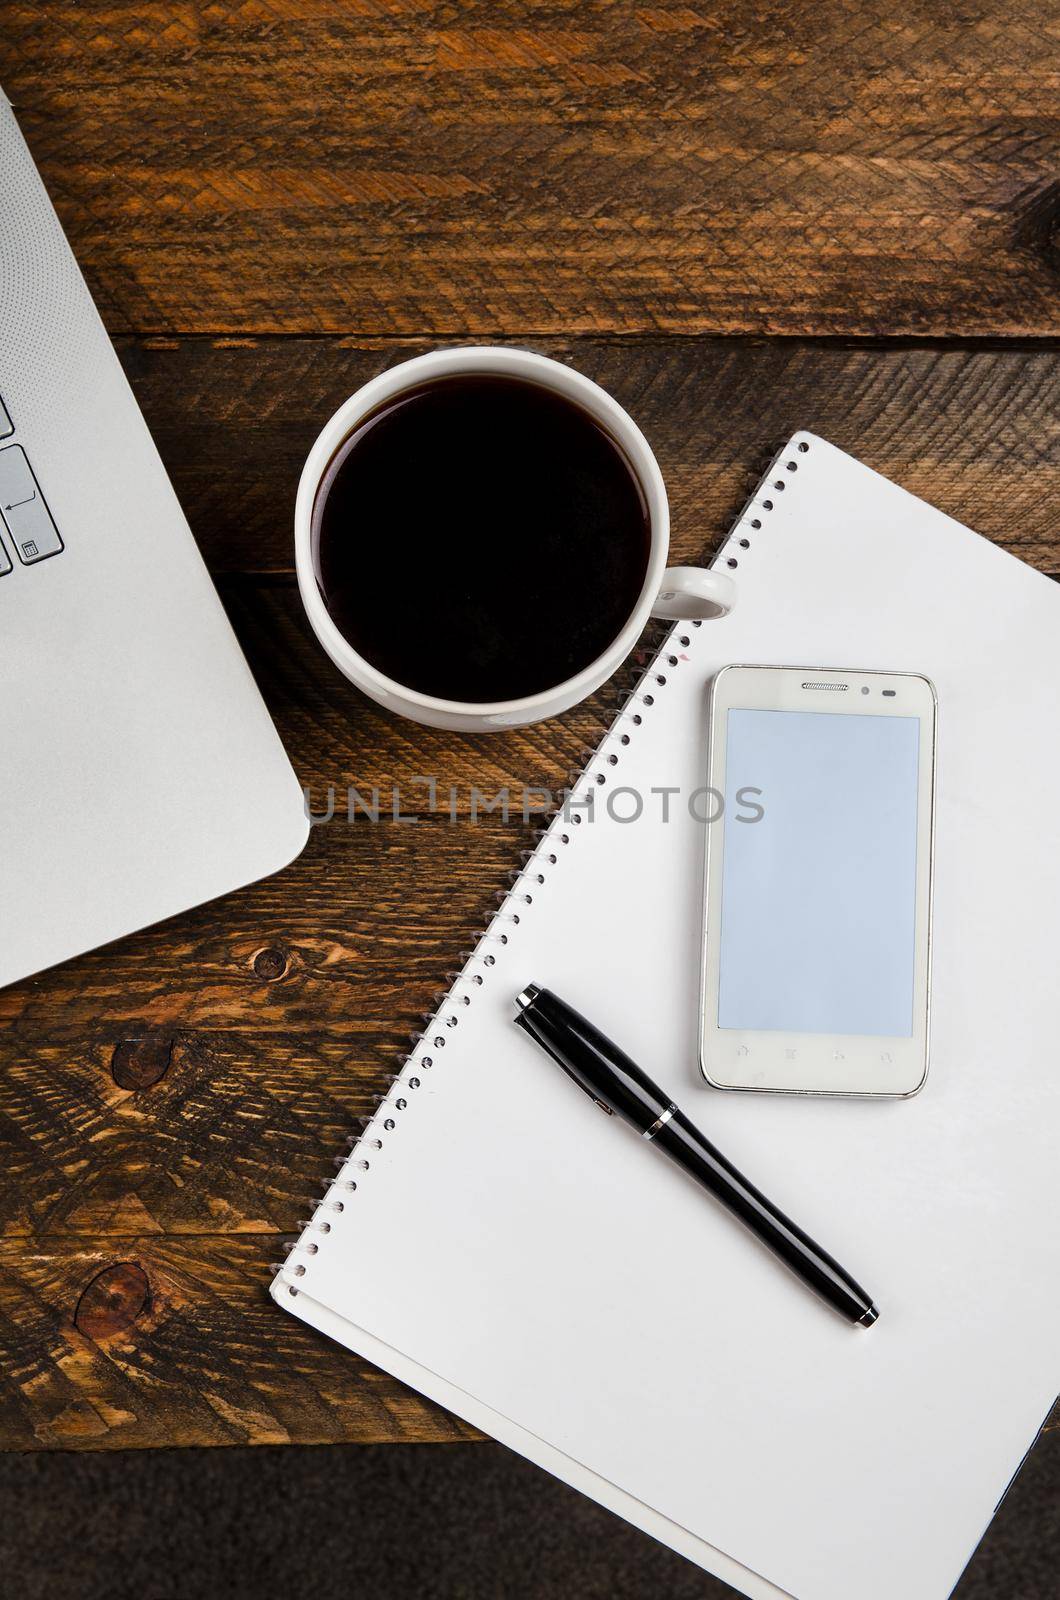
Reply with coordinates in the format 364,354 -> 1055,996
642,1105 -> 675,1140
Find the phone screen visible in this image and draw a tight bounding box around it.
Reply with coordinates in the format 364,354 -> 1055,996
718,708 -> 921,1037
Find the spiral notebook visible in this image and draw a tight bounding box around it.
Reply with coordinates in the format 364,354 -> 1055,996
274,435 -> 1060,1600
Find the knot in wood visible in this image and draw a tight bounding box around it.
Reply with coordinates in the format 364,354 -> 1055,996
110,1036 -> 173,1089
74,1262 -> 151,1340
253,946 -> 288,981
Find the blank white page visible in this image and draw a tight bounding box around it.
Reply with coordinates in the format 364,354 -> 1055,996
276,435 -> 1060,1600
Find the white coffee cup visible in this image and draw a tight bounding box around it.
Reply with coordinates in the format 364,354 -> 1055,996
294,347 -> 735,731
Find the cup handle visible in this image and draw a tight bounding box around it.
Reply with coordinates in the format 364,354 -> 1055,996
651,566 -> 736,621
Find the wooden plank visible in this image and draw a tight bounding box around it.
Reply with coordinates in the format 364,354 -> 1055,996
0,819 -> 541,1228
1,1232 -> 1056,1453
224,574 -> 664,803
0,818 -> 538,1235
120,335 -> 1060,804
0,1235 -> 473,1449
118,338 -> 1060,576
5,4 -> 1058,336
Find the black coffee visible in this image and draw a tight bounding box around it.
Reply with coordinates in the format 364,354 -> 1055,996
311,375 -> 651,703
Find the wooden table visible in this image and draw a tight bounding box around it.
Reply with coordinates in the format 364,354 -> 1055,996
1,2 -> 1057,1456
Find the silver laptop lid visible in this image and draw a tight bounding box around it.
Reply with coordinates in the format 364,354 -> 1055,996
0,94 -> 308,988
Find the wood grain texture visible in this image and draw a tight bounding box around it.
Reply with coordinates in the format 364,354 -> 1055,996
3,2 -> 1059,1460
4,2 -> 1059,336
0,819 -> 511,1447
119,338 -> 1060,578
0,1237 -> 472,1448
0,819 -> 537,1238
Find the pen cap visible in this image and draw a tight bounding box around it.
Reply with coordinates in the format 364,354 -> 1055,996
514,985 -> 672,1133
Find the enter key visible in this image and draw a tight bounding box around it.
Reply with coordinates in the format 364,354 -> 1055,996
0,446 -> 63,564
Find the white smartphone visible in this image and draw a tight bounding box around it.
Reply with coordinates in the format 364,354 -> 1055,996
700,665 -> 937,1097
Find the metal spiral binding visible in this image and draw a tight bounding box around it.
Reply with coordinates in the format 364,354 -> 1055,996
276,436 -> 810,1299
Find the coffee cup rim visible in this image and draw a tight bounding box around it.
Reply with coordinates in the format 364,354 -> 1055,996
294,346 -> 670,720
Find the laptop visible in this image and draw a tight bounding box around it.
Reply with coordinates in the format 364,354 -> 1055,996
0,92 -> 308,990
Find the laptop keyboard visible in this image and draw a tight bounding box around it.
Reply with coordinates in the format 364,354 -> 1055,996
0,395 -> 64,573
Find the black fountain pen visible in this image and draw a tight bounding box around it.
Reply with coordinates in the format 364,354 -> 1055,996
514,985 -> 879,1328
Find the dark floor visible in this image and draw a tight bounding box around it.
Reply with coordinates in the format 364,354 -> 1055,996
1,1429 -> 1057,1600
